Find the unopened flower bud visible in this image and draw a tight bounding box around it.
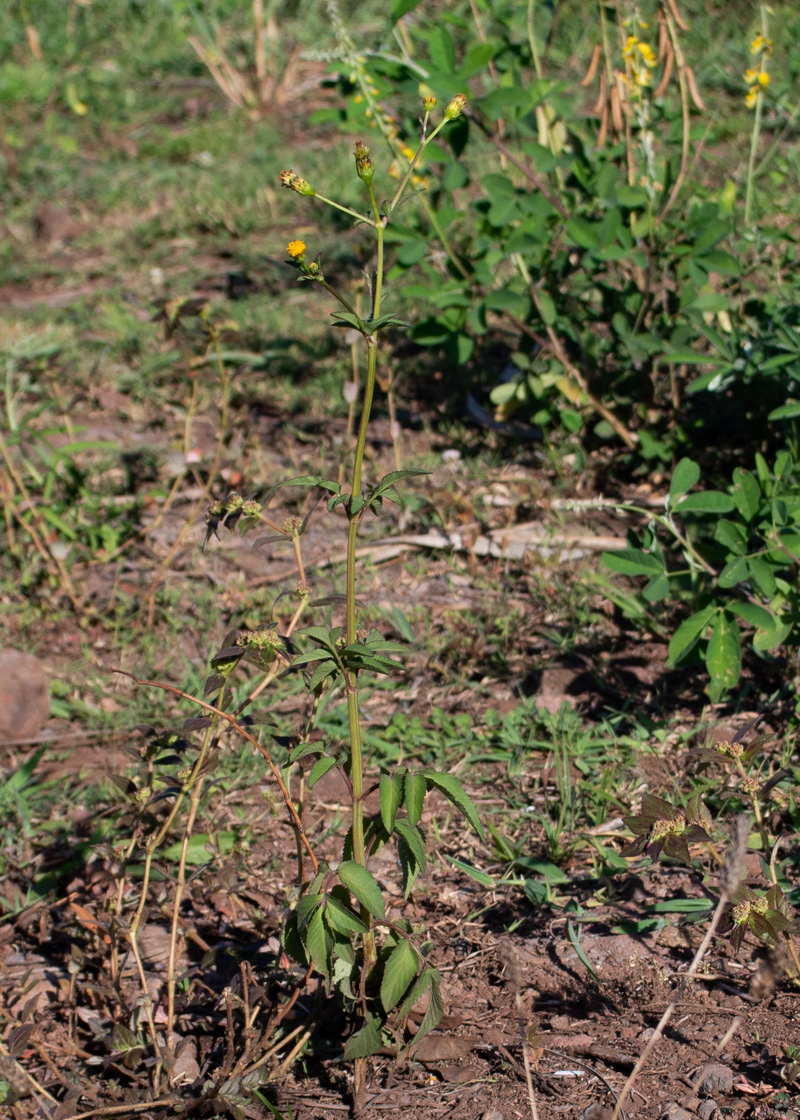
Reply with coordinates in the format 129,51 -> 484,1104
445,93 -> 467,120
423,95 -> 436,111
354,141 -> 374,185
279,169 -> 316,196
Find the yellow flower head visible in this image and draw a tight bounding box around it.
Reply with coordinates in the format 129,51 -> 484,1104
745,87 -> 758,108
286,240 -> 306,260
750,33 -> 774,57
445,93 -> 467,120
423,95 -> 436,111
744,67 -> 758,84
758,71 -> 770,88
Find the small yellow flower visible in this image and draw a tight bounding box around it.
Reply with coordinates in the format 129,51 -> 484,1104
745,87 -> 758,108
445,93 -> 467,120
423,95 -> 437,111
750,33 -> 774,56
286,240 -> 306,260
758,71 -> 770,87
744,67 -> 758,84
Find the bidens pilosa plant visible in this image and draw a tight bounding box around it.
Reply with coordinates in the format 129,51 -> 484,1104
206,94 -> 481,1108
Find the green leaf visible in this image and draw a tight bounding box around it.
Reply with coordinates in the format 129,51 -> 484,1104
331,310 -> 365,332
325,895 -> 368,936
414,973 -> 443,1043
717,556 -> 749,588
397,834 -> 421,898
729,602 -> 776,632
748,557 -> 777,597
393,819 -> 426,871
405,771 -> 426,827
343,1013 -> 382,1059
667,605 -> 716,666
643,573 -> 669,602
645,897 -> 713,913
296,892 -> 323,929
380,770 -> 405,833
706,612 -> 741,699
429,25 -> 456,73
284,475 -> 341,495
668,458 -> 700,505
538,289 -> 557,325
338,861 -> 385,919
566,217 -> 600,250
308,755 -> 337,789
305,907 -> 330,981
602,548 -> 665,576
567,920 -> 601,985
768,402 -> 800,421
753,621 -> 792,650
308,660 -> 339,690
392,0 -> 421,18
674,491 -> 735,513
381,939 -> 418,1012
445,856 -> 495,887
423,771 -> 484,840
731,468 -> 761,521
715,519 -> 747,554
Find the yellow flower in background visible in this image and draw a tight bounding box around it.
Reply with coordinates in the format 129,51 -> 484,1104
286,240 -> 306,260
745,87 -> 758,109
744,68 -> 758,84
758,71 -> 770,87
750,33 -> 774,56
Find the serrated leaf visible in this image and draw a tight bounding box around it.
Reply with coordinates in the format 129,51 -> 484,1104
308,660 -> 339,690
393,819 -> 426,871
380,770 -> 404,832
295,892 -> 323,929
284,475 -> 341,495
343,1013 -> 382,1059
668,458 -> 700,505
381,939 -> 418,1012
304,907 -> 330,981
423,771 -> 484,840
331,310 -> 365,331
308,755 -> 337,789
405,771 -> 426,826
325,895 -> 368,936
667,605 -> 716,666
397,835 -> 421,898
338,861 -> 385,919
414,973 -> 444,1043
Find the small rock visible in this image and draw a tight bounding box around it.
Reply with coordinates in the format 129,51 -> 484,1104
698,1064 -> 734,1097
580,1105 -> 613,1120
481,1112 -> 505,1120
0,648 -> 49,742
550,1014 -> 573,1030
697,1102 -> 717,1120
683,1098 -> 702,1113
661,1106 -> 692,1120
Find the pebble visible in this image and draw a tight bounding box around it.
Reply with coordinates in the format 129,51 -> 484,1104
0,648 -> 49,742
697,1102 -> 717,1120
481,1111 -> 505,1120
698,1064 -> 734,1097
661,1105 -> 692,1120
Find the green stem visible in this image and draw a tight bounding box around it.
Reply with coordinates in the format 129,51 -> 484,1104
744,88 -> 764,226
315,192 -> 377,227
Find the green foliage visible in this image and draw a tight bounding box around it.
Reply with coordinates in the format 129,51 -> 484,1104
602,452 -> 800,701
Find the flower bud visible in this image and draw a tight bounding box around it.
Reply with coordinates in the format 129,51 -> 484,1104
444,93 -> 467,120
279,169 -> 316,196
423,95 -> 436,111
353,140 -> 374,185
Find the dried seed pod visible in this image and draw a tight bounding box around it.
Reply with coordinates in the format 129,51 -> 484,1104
597,100 -> 610,147
611,81 -> 625,133
686,65 -> 706,110
658,12 -> 669,61
581,43 -> 602,88
654,48 -> 674,97
592,68 -> 608,116
665,0 -> 690,32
